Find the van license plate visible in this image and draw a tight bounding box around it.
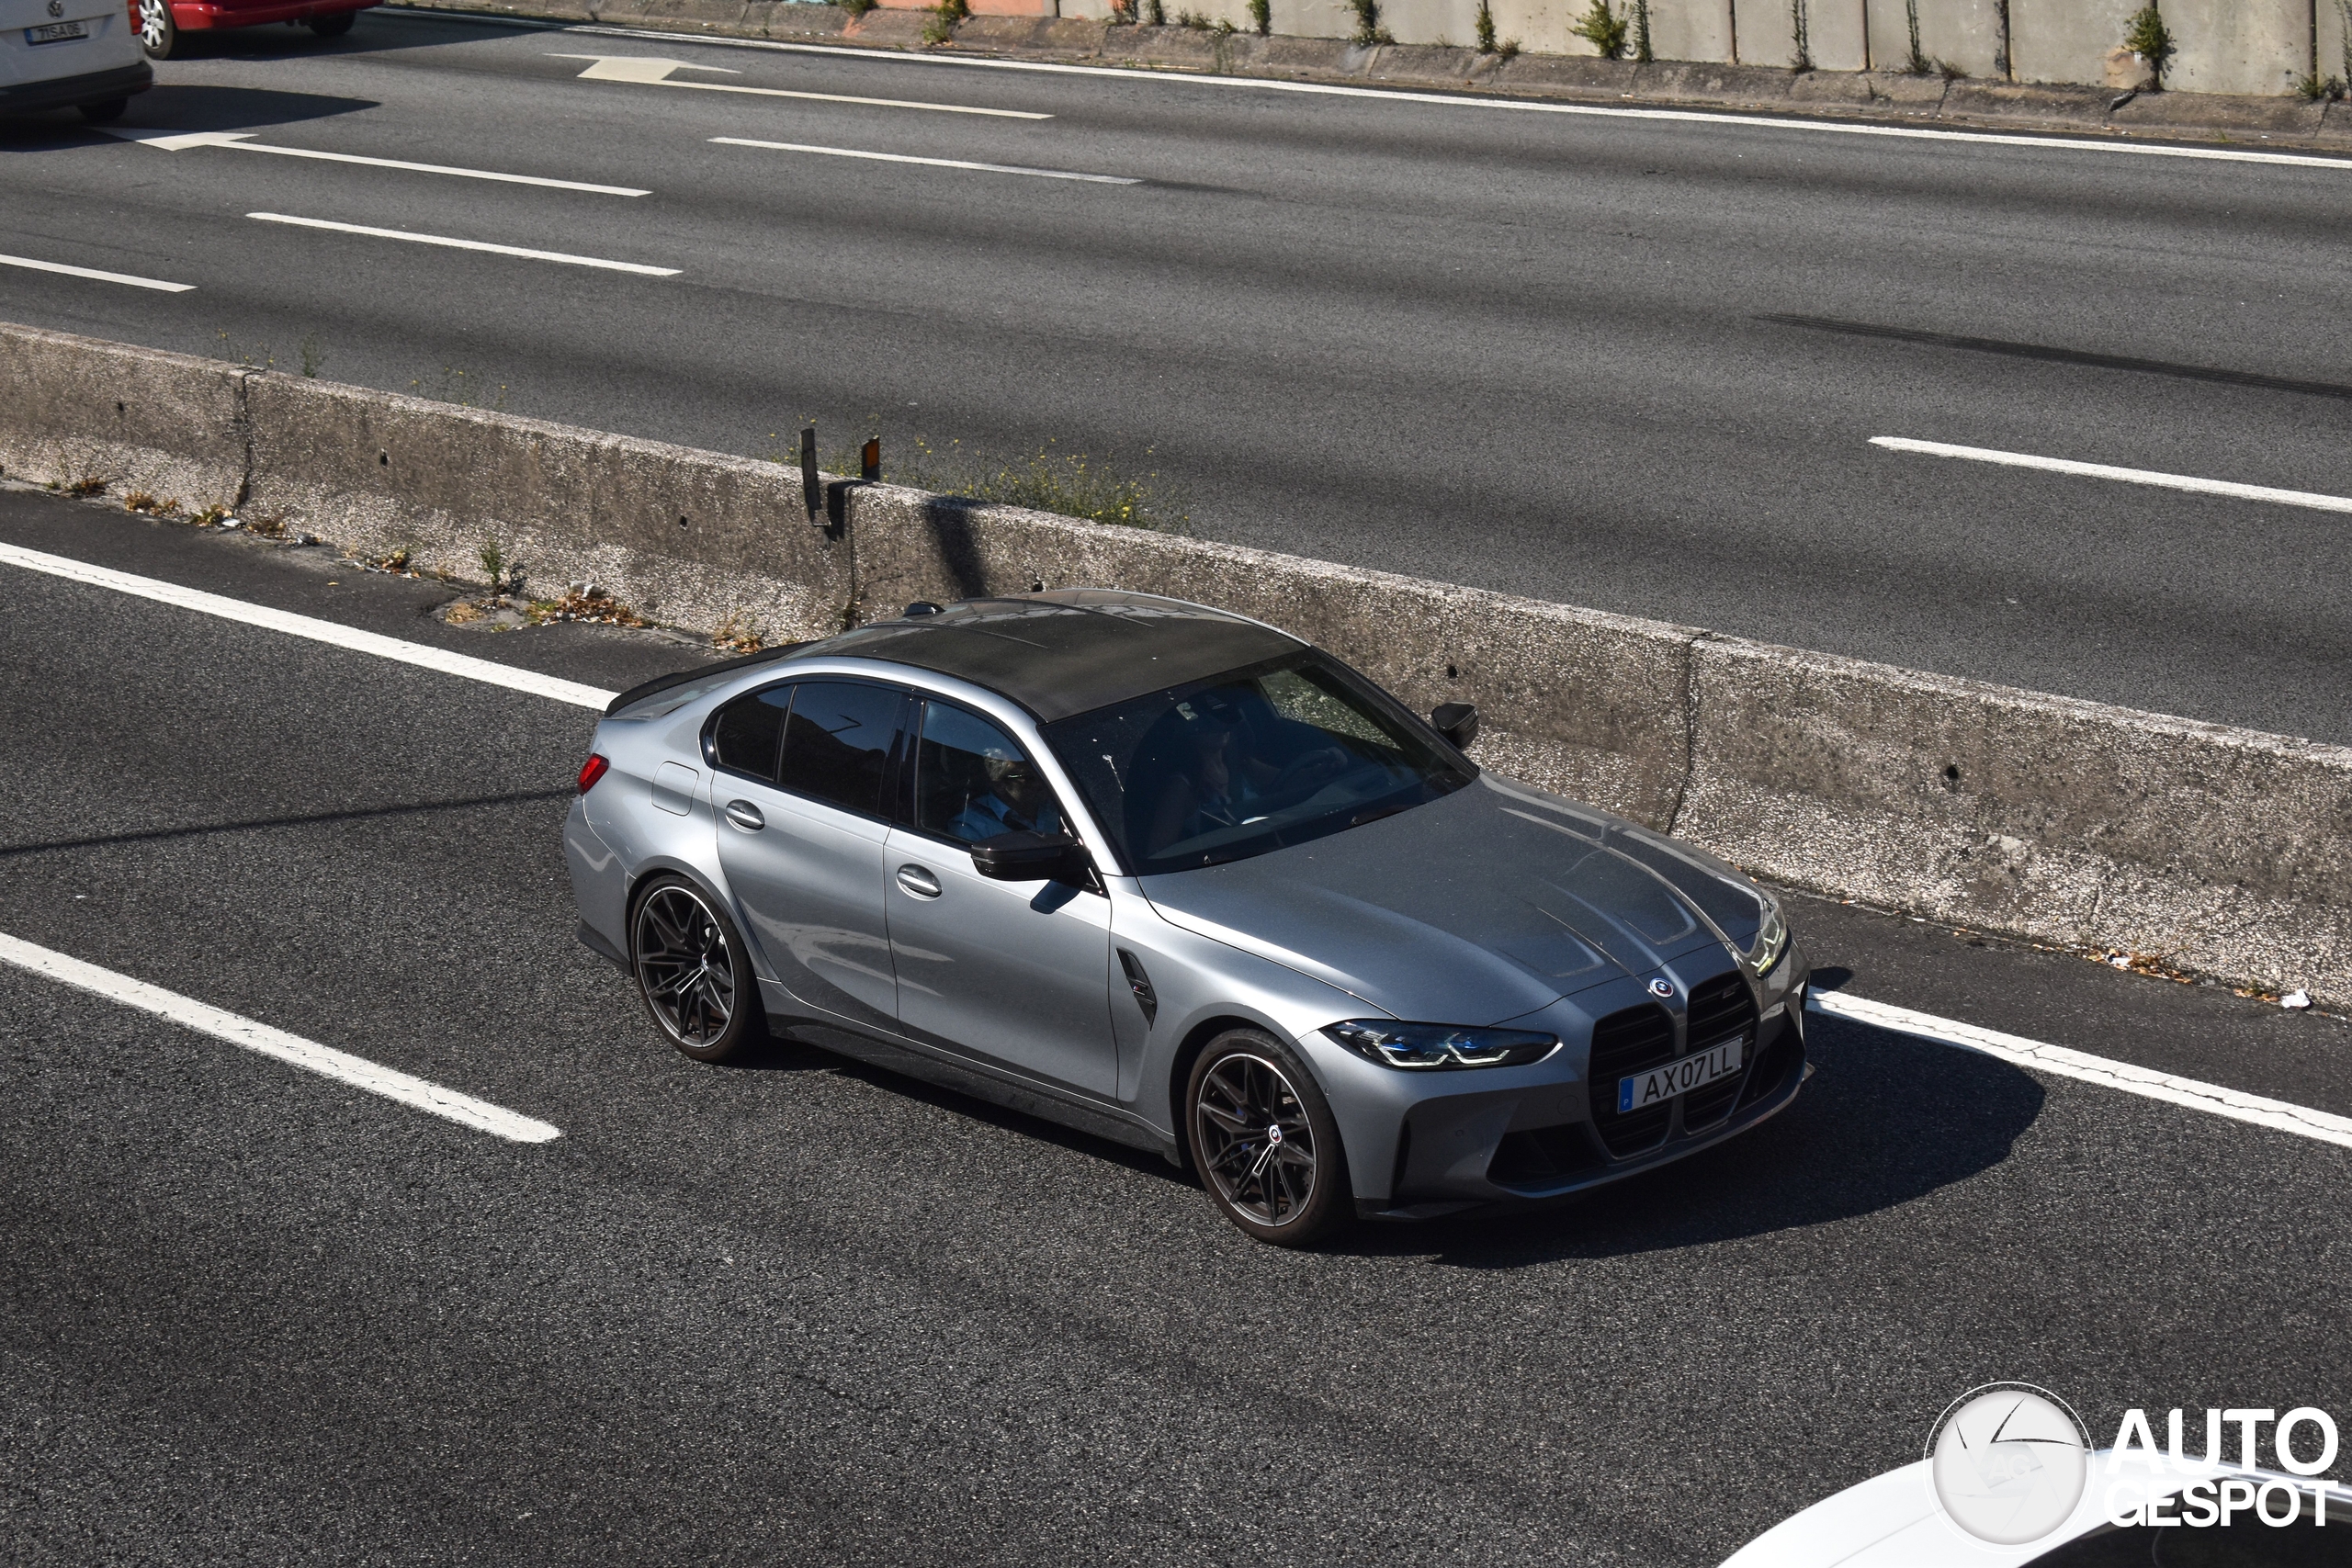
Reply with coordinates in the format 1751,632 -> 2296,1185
28,19 -> 90,40
1617,1035 -> 1746,1111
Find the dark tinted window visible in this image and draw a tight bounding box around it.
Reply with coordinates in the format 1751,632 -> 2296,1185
777,682 -> 904,816
709,687 -> 790,780
912,702 -> 1066,845
1041,650 -> 1473,875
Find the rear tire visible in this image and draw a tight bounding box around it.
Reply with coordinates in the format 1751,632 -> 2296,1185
305,9 -> 354,34
629,874 -> 766,1065
1186,1028 -> 1351,1247
136,0 -> 176,58
79,98 -> 129,124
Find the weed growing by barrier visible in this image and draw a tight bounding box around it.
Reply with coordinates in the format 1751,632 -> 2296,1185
2123,3 -> 2174,87
1571,0 -> 1629,58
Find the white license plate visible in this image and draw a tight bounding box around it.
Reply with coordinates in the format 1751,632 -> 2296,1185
1618,1034 -> 1746,1112
27,18 -> 89,40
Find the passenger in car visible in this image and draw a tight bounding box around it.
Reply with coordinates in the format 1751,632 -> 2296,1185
1142,687 -> 1356,857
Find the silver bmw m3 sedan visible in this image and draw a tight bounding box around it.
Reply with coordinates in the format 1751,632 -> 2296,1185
565,591 -> 1809,1246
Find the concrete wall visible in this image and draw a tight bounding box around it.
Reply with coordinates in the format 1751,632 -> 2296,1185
2008,0 -> 2135,85
2164,0 -> 2312,96
1250,0 -> 2337,87
1861,0 -> 2003,74
5,319 -> 2348,1006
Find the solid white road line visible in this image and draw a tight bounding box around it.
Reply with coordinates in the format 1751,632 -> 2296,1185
710,135 -> 1137,184
246,212 -> 680,276
0,543 -> 617,710
0,252 -> 194,292
108,129 -> 649,196
551,52 -> 1052,118
0,931 -> 561,1143
1871,436 -> 2352,515
499,21 -> 2352,171
1810,989 -> 2352,1152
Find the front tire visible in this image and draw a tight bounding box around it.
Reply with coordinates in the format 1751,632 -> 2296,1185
1186,1029 -> 1351,1247
630,874 -> 765,1065
137,0 -> 176,57
306,10 -> 354,36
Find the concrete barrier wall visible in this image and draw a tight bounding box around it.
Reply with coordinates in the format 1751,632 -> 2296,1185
243,374 -> 855,641
1280,0 -> 2327,91
4,320 -> 2346,1007
1091,0 -> 2328,88
389,0 -> 2343,94
0,327 -> 250,507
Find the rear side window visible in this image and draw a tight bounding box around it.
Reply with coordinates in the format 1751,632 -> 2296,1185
709,687 -> 791,781
778,682 -> 904,816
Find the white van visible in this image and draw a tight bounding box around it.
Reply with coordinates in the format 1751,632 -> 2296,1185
0,0 -> 152,123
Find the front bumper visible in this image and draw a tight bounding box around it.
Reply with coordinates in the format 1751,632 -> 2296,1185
0,60 -> 151,114
1331,954 -> 1813,1221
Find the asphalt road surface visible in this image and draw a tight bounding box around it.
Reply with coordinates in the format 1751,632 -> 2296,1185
2,13 -> 2349,744
4,491 -> 2349,1566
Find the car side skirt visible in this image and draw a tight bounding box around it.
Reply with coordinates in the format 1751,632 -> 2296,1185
780,1012 -> 1183,1165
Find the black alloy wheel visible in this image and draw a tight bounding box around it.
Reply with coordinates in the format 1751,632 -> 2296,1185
1187,1029 -> 1349,1247
137,0 -> 176,58
630,876 -> 763,1064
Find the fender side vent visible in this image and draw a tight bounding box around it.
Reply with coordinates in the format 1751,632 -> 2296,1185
1116,949 -> 1158,1026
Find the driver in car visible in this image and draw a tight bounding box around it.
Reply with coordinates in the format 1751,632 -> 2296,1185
953,747 -> 1066,842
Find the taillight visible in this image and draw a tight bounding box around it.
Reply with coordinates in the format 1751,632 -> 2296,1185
577,753 -> 609,794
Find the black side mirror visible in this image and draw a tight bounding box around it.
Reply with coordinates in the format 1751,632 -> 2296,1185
971,829 -> 1093,885
1431,702 -> 1479,750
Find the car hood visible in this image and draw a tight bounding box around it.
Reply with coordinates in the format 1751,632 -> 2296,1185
1137,773 -> 1769,1024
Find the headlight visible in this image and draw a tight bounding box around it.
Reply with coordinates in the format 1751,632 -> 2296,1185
1747,897 -> 1790,977
1324,1020 -> 1559,1070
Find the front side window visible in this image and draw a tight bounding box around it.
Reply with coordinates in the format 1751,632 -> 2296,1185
911,701 -> 1066,845
1042,650 -> 1474,875
776,681 -> 904,816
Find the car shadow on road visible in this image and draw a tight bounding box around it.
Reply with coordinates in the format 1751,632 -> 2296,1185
1388,1014 -> 2046,1269
727,1032 -> 1187,1184
729,998 -> 2046,1255
0,85 -> 376,150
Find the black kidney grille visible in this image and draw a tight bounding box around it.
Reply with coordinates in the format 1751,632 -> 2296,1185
1587,1002 -> 1677,1156
1679,971 -> 1758,1129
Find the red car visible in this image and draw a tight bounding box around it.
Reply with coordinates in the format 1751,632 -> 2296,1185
137,0 -> 376,57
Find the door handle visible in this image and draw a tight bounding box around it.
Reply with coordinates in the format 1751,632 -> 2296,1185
895,863 -> 942,899
723,800 -> 764,832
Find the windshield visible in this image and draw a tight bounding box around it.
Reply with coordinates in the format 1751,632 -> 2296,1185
1041,650 -> 1475,875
